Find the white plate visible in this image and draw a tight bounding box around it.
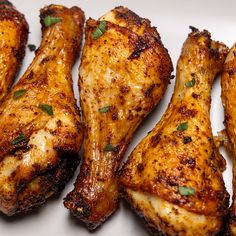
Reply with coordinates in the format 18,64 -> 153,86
1,1 -> 236,235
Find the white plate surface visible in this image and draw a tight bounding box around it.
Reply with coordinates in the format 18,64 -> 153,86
2,1 -> 236,235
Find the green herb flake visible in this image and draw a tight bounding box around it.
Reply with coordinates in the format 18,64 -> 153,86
103,143 -> 115,152
92,20 -> 107,40
11,133 -> 26,145
177,121 -> 188,131
185,78 -> 196,87
39,104 -> 54,116
92,28 -> 103,39
178,186 -> 195,196
44,16 -> 61,27
98,20 -> 106,33
13,89 -> 27,100
98,106 -> 111,113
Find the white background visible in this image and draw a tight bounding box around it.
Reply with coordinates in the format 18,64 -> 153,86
1,1 -> 236,235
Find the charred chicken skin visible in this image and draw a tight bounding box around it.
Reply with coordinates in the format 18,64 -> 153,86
0,4 -> 84,216
119,29 -> 229,235
221,44 -> 236,235
0,0 -> 28,103
64,6 -> 173,229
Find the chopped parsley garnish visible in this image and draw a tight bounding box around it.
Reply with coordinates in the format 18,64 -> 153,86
103,143 -> 115,152
98,106 -> 111,113
39,104 -> 54,116
11,133 -> 26,145
92,21 -> 107,40
177,122 -> 188,131
178,186 -> 195,196
183,136 -> 192,144
185,78 -> 196,87
44,16 -> 61,27
13,89 -> 27,100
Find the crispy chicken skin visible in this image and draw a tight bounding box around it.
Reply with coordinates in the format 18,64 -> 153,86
0,0 -> 28,103
0,4 -> 84,215
221,44 -> 236,235
64,6 -> 173,229
119,29 -> 229,235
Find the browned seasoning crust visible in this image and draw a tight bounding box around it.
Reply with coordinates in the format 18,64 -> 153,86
64,6 -> 173,230
221,44 -> 236,235
0,0 -> 28,103
17,151 -> 80,213
0,4 -> 84,216
119,29 -> 229,235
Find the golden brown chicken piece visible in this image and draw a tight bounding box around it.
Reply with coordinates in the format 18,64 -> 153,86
0,0 -> 28,103
0,4 -> 84,216
64,6 -> 173,229
221,44 -> 236,235
119,28 -> 229,236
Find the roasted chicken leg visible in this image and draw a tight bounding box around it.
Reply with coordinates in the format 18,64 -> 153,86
0,0 -> 28,103
0,4 -> 84,215
64,6 -> 173,229
221,44 -> 236,235
119,29 -> 229,235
